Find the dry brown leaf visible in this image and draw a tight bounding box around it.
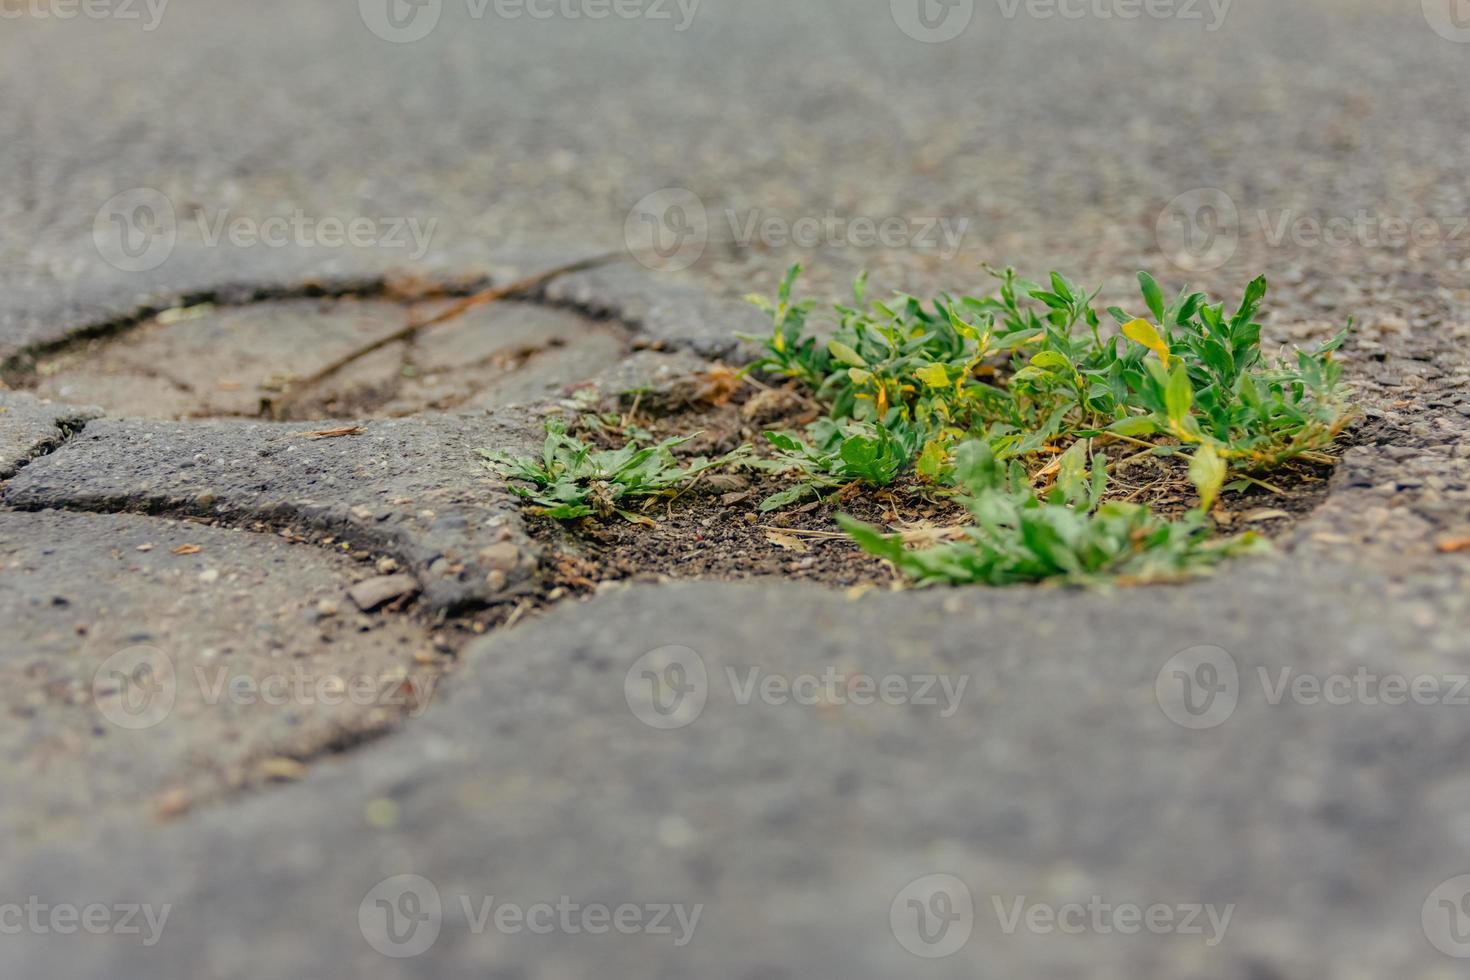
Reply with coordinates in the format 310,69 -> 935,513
297,426 -> 365,440
693,364 -> 743,406
171,544 -> 202,556
765,531 -> 810,553
1242,508 -> 1291,522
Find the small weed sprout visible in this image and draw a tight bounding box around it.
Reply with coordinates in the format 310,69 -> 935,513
481,420 -> 750,525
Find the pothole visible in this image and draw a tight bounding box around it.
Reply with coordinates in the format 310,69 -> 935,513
522,387 -> 1344,594
22,296 -> 630,421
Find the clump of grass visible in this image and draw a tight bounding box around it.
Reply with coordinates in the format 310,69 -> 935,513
486,263 -> 1354,588
839,440 -> 1263,587
745,416 -> 925,511
481,420 -> 749,524
743,265 -> 1354,481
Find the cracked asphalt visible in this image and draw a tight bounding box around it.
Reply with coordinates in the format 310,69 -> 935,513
3,0 -> 1470,977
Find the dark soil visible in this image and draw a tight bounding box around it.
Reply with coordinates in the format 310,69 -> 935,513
517,380 -> 1344,594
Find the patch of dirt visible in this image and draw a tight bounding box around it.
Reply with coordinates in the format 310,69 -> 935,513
531,472 -> 963,592
521,382 -> 1344,593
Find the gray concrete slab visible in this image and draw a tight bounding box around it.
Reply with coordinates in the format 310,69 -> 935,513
0,509 -> 441,847
4,0 -> 1470,977
3,414 -> 545,613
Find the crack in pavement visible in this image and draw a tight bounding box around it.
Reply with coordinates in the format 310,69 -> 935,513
0,391 -> 103,481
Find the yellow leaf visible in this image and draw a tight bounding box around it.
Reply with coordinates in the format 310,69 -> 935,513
915,363 -> 950,388
1189,444 -> 1227,514
1121,319 -> 1172,367
916,439 -> 948,481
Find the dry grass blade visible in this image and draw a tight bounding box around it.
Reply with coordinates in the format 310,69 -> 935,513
295,426 -> 365,440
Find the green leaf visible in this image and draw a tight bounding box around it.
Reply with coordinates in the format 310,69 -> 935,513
1108,417 -> 1159,437
952,440 -> 1001,494
836,514 -> 906,564
1138,271 -> 1166,323
759,483 -> 819,513
765,432 -> 805,453
778,263 -> 802,305
1165,364 -> 1195,424
827,339 -> 867,368
1056,440 -> 1089,506
1029,351 -> 1073,372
